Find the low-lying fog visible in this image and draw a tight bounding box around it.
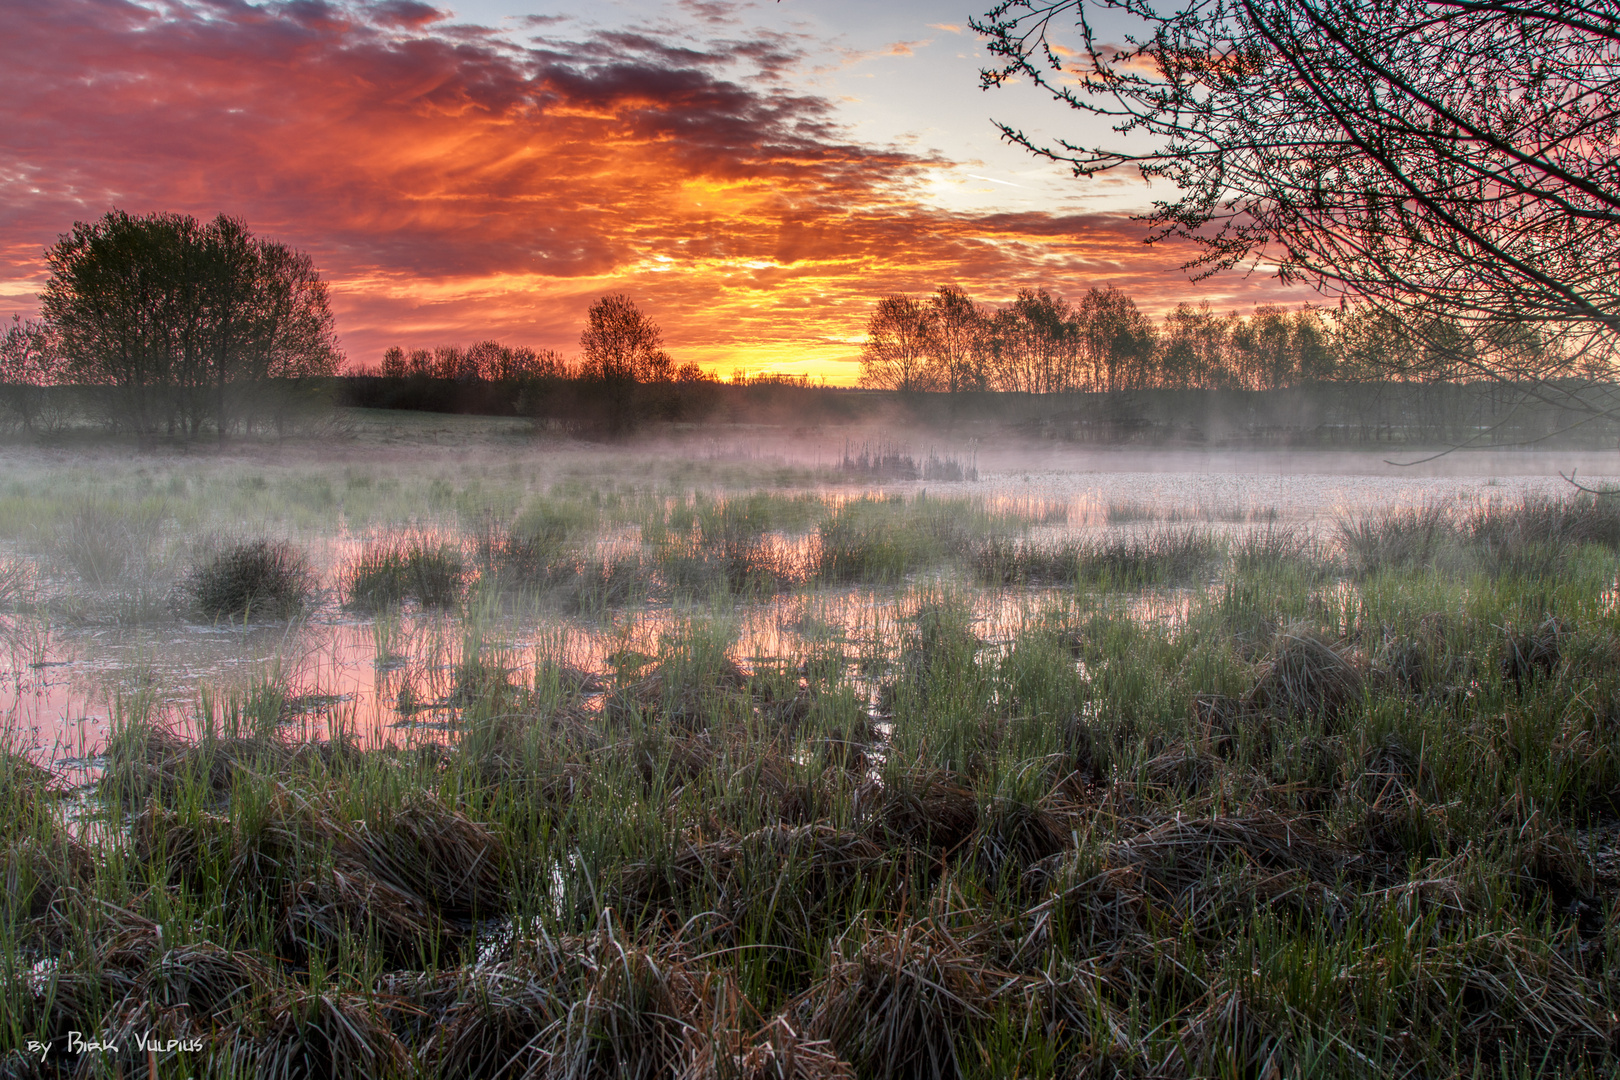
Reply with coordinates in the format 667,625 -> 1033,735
3,430 -> 1615,780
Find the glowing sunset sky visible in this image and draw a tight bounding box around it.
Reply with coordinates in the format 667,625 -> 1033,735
0,0 -> 1312,382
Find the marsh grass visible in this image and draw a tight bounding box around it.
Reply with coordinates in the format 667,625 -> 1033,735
345,534 -> 466,611
7,477 -> 1620,1077
0,557 -> 35,611
52,497 -> 171,588
1339,493 -> 1620,581
969,527 -> 1219,586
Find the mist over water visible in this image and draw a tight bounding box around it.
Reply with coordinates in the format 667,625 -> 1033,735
2,436 -> 1614,781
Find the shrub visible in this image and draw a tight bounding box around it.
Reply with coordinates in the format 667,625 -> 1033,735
185,540 -> 315,620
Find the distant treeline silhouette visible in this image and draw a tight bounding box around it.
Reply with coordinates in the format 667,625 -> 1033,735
339,290 -> 1620,444
9,210 -> 1613,446
855,286 -> 1600,393
359,288 -> 1592,403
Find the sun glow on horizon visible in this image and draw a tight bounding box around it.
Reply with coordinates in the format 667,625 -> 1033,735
0,0 -> 1316,384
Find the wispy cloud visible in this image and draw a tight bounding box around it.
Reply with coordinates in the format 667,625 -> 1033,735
0,0 -> 1306,377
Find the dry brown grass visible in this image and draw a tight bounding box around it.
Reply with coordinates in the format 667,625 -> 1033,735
1501,614 -> 1567,688
239,987 -> 412,1080
1,833 -> 94,920
803,920 -> 1002,1080
353,793 -> 509,920
857,770 -> 979,860
1246,624 -> 1365,729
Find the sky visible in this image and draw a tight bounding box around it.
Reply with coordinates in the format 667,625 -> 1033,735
0,0 -> 1314,382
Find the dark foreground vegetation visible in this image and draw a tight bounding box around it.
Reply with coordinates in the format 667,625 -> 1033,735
7,492 -> 1620,1078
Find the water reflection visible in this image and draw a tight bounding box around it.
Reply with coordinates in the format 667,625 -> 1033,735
4,463 -> 1608,778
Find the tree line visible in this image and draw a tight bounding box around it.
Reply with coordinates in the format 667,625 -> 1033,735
10,208 -> 1604,442
374,294 -> 708,386
857,285 -> 1598,394
361,294 -> 716,435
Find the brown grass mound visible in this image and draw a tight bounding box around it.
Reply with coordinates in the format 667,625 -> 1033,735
1157,985 -> 1279,1080
128,805 -> 234,890
352,794 -> 508,920
1022,863 -> 1150,958
418,967 -> 567,1080
962,799 -> 1070,888
607,656 -> 754,730
131,790 -> 495,966
1098,813 -> 1360,941
2,834 -> 95,921
141,940 -> 278,1016
1334,927 -> 1611,1066
1110,812 -> 1352,900
687,1013 -> 856,1080
1502,615 -> 1567,688
236,988 -> 412,1080
280,869 -> 447,967
1189,693 -> 1245,758
1246,626 -> 1364,729
804,920 -> 1001,1080
626,731 -> 717,789
858,770 -> 979,858
99,725 -> 289,809
1142,743 -> 1221,795
1374,613 -> 1471,700
539,926 -> 711,1080
0,751 -> 57,825
614,824 -> 891,944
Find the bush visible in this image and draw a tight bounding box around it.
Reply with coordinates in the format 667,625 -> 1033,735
186,540 -> 315,620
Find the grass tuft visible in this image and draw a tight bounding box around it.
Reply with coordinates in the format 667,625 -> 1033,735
345,532 -> 465,610
185,538 -> 316,620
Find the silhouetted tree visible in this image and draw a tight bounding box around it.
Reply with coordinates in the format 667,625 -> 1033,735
924,285 -> 991,392
576,294 -> 674,433
1230,306 -> 1295,390
1157,303 -> 1232,389
41,210 -> 340,436
991,289 -> 1076,392
579,294 -> 672,383
859,295 -> 939,391
1075,286 -> 1155,391
1292,307 -> 1335,383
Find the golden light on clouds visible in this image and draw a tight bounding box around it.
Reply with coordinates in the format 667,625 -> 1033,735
0,0 -> 1310,383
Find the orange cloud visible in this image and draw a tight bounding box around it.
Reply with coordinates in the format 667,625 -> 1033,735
0,0 -> 1310,383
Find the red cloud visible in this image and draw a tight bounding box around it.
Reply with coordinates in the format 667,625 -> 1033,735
0,0 -> 1311,379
